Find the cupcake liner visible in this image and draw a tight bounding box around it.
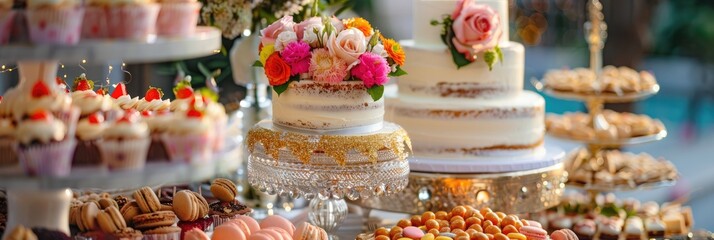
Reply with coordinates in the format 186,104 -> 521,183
56,107 -> 80,140
81,6 -> 107,39
146,134 -> 169,162
211,215 -> 236,228
96,137 -> 150,171
143,232 -> 181,240
156,2 -> 201,37
72,139 -> 103,167
0,10 -> 16,44
162,133 -> 213,164
26,7 -> 84,45
105,4 -> 159,40
18,139 -> 77,177
0,138 -> 18,167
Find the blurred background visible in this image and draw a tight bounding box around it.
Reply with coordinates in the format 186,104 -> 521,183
1,0 -> 713,230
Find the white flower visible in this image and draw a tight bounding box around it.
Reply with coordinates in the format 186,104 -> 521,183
274,31 -> 298,52
301,24 -> 324,47
371,43 -> 388,58
327,28 -> 367,67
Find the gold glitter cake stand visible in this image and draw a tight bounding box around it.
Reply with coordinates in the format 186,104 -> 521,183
245,120 -> 411,239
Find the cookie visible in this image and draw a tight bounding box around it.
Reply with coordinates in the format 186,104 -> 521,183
120,201 -> 141,224
79,202 -> 100,232
133,187 -> 161,213
97,198 -> 118,210
173,190 -> 200,222
132,211 -> 177,230
97,206 -> 126,233
210,178 -> 238,202
191,191 -> 210,217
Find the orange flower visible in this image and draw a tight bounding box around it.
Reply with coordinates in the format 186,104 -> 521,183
264,53 -> 291,86
343,17 -> 373,37
380,36 -> 406,66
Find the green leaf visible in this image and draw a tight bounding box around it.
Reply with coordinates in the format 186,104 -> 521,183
430,19 -> 440,26
494,45 -> 504,62
366,84 -> 385,101
389,65 -> 408,77
440,18 -> 472,69
273,81 -> 291,96
252,60 -> 263,67
368,30 -> 380,49
197,87 -> 219,102
484,50 -> 496,71
448,43 -> 473,69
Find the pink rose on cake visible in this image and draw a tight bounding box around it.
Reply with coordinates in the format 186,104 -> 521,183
328,28 -> 367,68
260,16 -> 296,46
451,2 -> 502,60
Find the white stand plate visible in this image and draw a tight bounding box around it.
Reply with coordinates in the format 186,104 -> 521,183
0,27 -> 221,63
408,144 -> 565,173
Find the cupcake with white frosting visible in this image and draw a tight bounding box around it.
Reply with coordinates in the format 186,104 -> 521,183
16,80 -> 79,139
15,109 -> 76,176
162,105 -> 213,164
142,109 -> 172,162
110,82 -> 139,110
72,112 -> 107,168
135,87 -> 170,113
82,0 -> 108,38
96,109 -> 150,170
71,74 -> 113,118
104,0 -> 160,40
26,0 -> 84,45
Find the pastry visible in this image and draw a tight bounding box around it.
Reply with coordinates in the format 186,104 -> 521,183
212,224 -> 246,240
133,187 -> 161,213
15,109 -> 75,177
208,199 -> 251,226
4,225 -> 37,240
172,190 -> 208,222
96,206 -> 127,233
293,222 -> 329,240
104,0 -> 160,40
543,66 -> 657,94
572,220 -> 596,240
132,211 -> 178,230
623,217 -> 644,240
645,218 -> 665,238
597,218 -> 623,240
120,201 -> 142,225
210,178 -> 238,202
72,113 -> 106,167
29,228 -> 71,240
143,109 -> 172,162
97,109 -> 150,170
97,198 -> 118,210
114,195 -> 129,210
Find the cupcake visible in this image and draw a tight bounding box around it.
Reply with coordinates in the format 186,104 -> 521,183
143,226 -> 181,240
25,0 -> 84,45
15,109 -> 76,177
71,74 -> 113,118
0,117 -> 17,167
142,110 -> 172,162
624,217 -> 645,240
0,0 -> 15,44
17,80 -> 78,139
72,112 -> 106,168
208,178 -> 251,226
156,0 -> 201,37
111,82 -> 139,110
135,87 -> 170,113
162,107 -> 213,164
104,0 -> 160,40
82,0 -> 108,38
645,218 -> 665,239
573,219 -> 597,240
96,109 -> 150,171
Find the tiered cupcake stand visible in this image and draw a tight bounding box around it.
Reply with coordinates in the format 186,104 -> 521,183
245,120 -> 411,239
0,27 -> 244,238
533,0 -> 675,200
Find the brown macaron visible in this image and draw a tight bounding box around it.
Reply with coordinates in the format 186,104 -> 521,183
210,178 -> 238,202
97,198 -> 118,210
144,226 -> 182,235
133,187 -> 161,213
113,227 -> 143,239
79,201 -> 101,232
191,191 -> 210,217
120,201 -> 141,224
132,211 -> 178,230
173,190 -> 200,222
97,206 -> 127,233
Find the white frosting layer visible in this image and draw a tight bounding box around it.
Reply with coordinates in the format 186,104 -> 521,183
271,80 -> 384,131
76,118 -> 106,141
398,41 -> 524,100
414,0 -> 509,48
386,91 -> 545,158
114,95 -> 139,110
103,120 -> 149,139
15,117 -> 66,144
71,91 -> 113,115
165,114 -> 212,136
135,99 -> 170,112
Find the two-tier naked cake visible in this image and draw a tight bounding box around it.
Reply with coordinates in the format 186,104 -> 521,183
387,0 -> 545,159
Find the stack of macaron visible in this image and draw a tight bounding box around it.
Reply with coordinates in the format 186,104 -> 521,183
208,178 -> 252,226
129,186 -> 182,239
189,214 -> 328,240
173,189 -> 213,237
69,193 -> 143,239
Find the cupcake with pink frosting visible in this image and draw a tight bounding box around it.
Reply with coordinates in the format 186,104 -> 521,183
25,0 -> 84,45
16,109 -> 76,176
156,0 -> 201,37
162,105 -> 213,164
97,109 -> 150,170
0,0 -> 15,44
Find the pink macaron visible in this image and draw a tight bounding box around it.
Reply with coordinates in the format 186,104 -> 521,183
550,229 -> 578,240
520,226 -> 548,240
213,224 -> 247,240
260,215 -> 296,236
234,215 -> 261,234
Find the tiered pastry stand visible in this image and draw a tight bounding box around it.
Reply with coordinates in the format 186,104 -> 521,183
533,0 -> 676,201
246,120 -> 411,239
0,27 -> 239,238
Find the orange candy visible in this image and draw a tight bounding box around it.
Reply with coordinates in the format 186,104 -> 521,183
485,225 -> 502,235
375,227 -> 390,236
494,233 -> 509,240
465,217 -> 482,228
502,225 -> 519,235
425,219 -> 440,230
422,212 -> 436,224
435,211 -> 449,220
472,232 -> 490,240
485,212 -> 501,226
501,216 -> 518,228
440,227 -> 451,233
411,216 -> 423,227
390,226 -> 403,237
507,233 -> 527,240
428,228 -> 440,236
468,224 -> 483,232
451,219 -> 466,230
397,219 -> 411,228
452,206 -> 467,218
495,212 -> 507,219
375,236 -> 390,240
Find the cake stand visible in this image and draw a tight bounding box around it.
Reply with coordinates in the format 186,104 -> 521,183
533,0 -> 678,202
0,27 -> 228,238
246,120 -> 411,239
350,145 -> 566,215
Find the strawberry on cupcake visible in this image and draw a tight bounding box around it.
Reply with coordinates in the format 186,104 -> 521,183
111,82 -> 140,110
169,76 -> 194,112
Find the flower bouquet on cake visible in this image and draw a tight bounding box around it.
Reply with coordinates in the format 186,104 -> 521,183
246,10 -> 412,237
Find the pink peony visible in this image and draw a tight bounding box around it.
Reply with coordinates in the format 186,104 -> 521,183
451,3 -> 502,60
351,52 -> 389,88
260,16 -> 296,46
309,48 -> 348,83
281,41 -> 312,76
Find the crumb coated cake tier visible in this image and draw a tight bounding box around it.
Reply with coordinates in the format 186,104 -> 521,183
271,80 -> 384,131
399,41 -> 525,100
386,91 -> 545,158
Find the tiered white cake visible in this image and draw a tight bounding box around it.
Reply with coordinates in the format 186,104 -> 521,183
387,0 -> 545,158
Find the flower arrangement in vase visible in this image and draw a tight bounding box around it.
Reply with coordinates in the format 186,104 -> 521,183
254,15 -> 407,101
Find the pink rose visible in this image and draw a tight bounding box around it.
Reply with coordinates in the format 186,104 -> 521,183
451,0 -> 469,20
328,28 -> 367,67
451,3 -> 502,60
260,16 -> 296,46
